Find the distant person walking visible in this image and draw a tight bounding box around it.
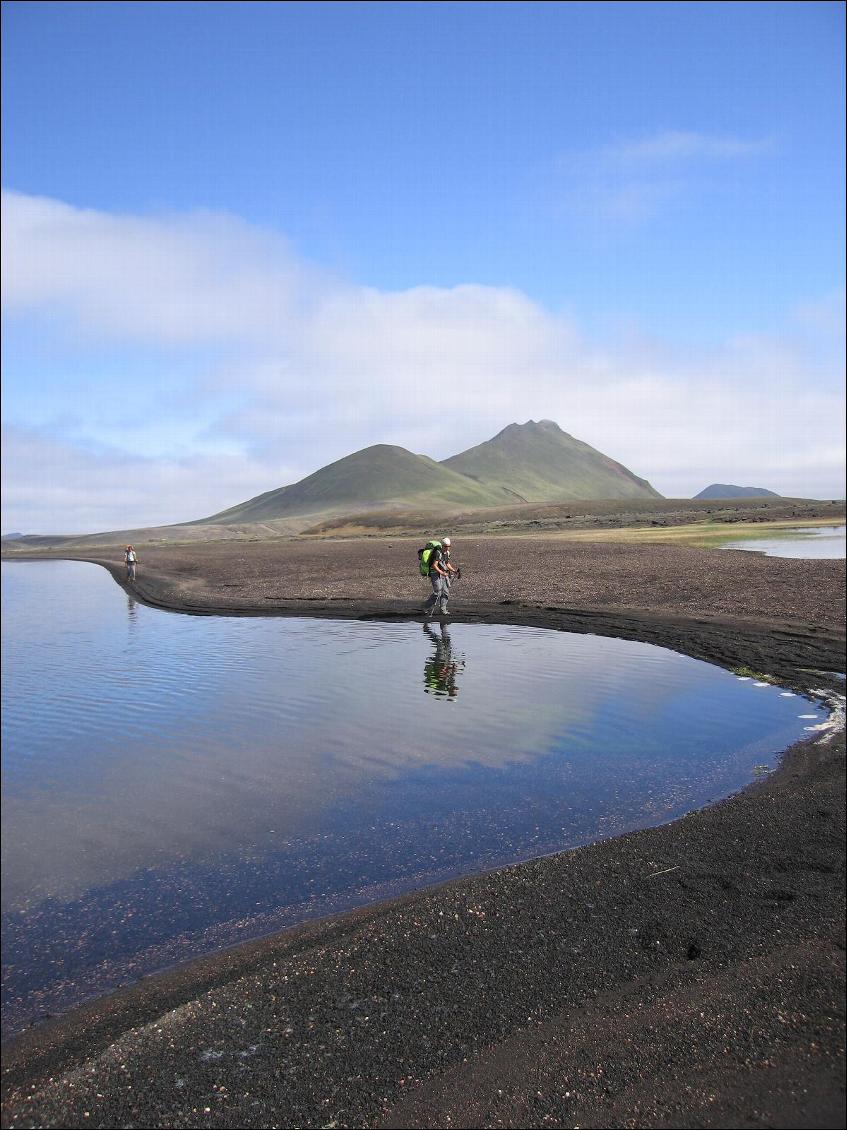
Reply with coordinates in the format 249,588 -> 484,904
124,545 -> 138,582
423,536 -> 458,617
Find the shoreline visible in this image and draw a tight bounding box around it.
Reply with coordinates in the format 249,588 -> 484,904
2,545 -> 845,1128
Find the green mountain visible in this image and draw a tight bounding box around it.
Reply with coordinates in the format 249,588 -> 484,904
694,484 -> 781,500
200,444 -> 506,524
202,422 -> 661,525
441,419 -> 662,502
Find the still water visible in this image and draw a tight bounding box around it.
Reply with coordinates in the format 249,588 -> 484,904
720,524 -> 846,559
1,561 -> 827,1035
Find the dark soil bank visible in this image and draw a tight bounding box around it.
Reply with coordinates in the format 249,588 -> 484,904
2,538 -> 845,1129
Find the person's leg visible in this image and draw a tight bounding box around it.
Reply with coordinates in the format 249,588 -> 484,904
423,574 -> 440,612
434,575 -> 448,613
439,575 -> 451,614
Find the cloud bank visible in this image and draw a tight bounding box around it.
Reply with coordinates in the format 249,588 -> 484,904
2,190 -> 844,533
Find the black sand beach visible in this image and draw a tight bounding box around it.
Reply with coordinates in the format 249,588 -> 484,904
2,535 -> 845,1128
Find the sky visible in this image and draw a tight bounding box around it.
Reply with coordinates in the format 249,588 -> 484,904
2,0 -> 844,534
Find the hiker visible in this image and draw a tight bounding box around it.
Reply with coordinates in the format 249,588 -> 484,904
124,545 -> 138,582
423,536 -> 458,617
422,622 -> 463,699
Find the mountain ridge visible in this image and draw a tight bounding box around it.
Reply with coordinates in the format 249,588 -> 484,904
694,484 -> 781,500
3,421 -> 667,543
203,420 -> 662,524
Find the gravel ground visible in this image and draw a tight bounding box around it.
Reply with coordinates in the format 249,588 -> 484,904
2,536 -> 844,1129
46,534 -> 846,626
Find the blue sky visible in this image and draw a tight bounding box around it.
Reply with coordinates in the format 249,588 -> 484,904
2,1 -> 845,532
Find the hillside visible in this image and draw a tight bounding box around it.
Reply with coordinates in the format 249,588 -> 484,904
694,484 -> 781,500
200,444 -> 506,524
441,419 -> 662,502
2,422 -> 667,546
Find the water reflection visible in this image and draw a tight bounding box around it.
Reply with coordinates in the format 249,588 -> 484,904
422,623 -> 465,699
1,560 -> 828,1036
721,524 -> 845,559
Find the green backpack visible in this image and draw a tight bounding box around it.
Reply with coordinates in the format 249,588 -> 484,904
417,539 -> 442,577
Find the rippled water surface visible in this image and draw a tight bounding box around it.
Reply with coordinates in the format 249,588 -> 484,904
1,561 -> 827,1035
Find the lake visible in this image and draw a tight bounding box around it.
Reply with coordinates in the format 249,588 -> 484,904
1,560 -> 828,1036
720,524 -> 845,559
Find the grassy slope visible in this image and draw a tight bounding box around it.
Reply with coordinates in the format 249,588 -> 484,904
519,517 -> 846,547
200,445 -> 505,524
442,420 -> 662,502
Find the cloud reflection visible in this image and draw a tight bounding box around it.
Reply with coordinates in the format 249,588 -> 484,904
2,561 -> 806,911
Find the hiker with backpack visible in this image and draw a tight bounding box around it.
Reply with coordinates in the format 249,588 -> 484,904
419,536 -> 460,617
124,545 -> 139,582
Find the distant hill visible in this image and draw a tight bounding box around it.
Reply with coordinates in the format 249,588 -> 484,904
1,532 -> 25,541
199,444 -> 507,524
2,422 -> 665,545
203,422 -> 662,525
694,484 -> 781,500
441,420 -> 662,503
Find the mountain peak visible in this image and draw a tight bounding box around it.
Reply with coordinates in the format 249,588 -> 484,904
694,484 -> 781,500
496,418 -> 564,440
507,418 -> 559,429
202,440 -> 505,523
442,421 -> 661,502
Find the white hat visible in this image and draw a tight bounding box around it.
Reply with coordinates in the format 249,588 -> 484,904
442,537 -> 451,546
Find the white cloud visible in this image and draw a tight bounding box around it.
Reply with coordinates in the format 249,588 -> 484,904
556,129 -> 773,225
2,191 -> 844,533
1,424 -> 289,534
603,130 -> 773,164
1,190 -> 328,345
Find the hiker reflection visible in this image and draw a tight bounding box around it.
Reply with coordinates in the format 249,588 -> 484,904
126,593 -> 138,624
423,623 -> 464,700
